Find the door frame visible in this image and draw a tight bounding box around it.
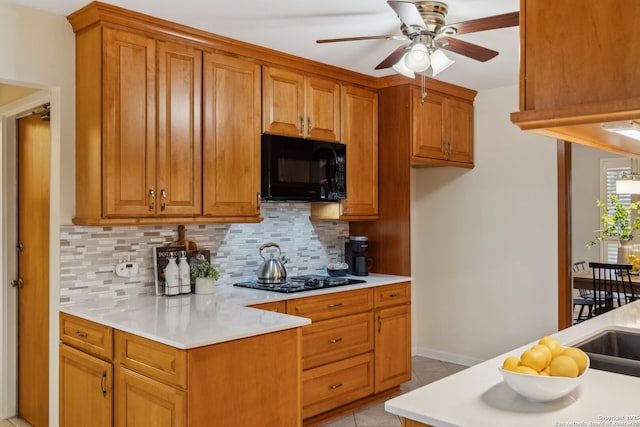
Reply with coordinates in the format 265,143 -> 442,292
0,88 -> 59,423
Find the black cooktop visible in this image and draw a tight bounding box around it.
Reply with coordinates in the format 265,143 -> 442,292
233,274 -> 366,294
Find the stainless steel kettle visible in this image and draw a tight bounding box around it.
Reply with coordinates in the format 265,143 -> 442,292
257,242 -> 288,284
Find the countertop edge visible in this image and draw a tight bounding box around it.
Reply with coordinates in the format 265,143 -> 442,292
60,273 -> 412,349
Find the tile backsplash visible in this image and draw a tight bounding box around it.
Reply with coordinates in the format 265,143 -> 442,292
60,202 -> 349,304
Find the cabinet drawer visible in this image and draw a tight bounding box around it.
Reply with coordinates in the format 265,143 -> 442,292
374,282 -> 411,308
249,301 -> 286,313
60,313 -> 114,361
302,352 -> 374,419
287,288 -> 373,321
302,312 -> 374,370
115,331 -> 187,389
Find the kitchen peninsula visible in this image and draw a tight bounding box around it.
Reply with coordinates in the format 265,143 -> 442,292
59,274 -> 411,426
385,301 -> 640,427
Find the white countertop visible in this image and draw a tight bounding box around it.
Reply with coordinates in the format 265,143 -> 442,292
60,273 -> 411,349
385,301 -> 640,427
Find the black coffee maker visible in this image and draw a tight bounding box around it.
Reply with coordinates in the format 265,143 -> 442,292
345,236 -> 372,276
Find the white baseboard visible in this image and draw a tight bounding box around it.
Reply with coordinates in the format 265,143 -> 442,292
412,345 -> 483,367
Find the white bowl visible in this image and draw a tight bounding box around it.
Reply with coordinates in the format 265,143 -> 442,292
498,358 -> 589,402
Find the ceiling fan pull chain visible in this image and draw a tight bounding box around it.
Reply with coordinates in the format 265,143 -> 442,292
420,71 -> 427,105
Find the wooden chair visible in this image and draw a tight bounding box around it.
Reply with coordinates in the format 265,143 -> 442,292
572,261 -> 594,323
588,262 -> 638,316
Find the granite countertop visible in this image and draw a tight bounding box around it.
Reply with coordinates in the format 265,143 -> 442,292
59,273 -> 411,350
385,300 -> 640,427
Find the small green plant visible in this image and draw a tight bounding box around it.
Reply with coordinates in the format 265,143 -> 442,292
190,260 -> 220,280
587,194 -> 640,247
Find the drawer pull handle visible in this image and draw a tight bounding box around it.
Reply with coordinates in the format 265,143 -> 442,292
378,316 -> 382,333
75,331 -> 88,338
328,303 -> 343,308
328,337 -> 343,344
389,293 -> 401,297
328,383 -> 343,390
101,371 -> 107,397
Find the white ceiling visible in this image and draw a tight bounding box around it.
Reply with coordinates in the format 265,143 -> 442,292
8,0 -> 520,91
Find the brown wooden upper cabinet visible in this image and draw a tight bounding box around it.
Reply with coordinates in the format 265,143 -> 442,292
511,0 -> 640,157
74,26 -> 203,224
339,85 -> 379,219
410,87 -> 474,168
262,65 -> 341,142
202,52 -> 261,219
69,4 -> 263,225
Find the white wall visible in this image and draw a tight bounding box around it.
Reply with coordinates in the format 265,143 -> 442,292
410,85 -> 559,365
0,1 -> 75,423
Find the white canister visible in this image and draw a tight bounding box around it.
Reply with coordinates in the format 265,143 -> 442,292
178,252 -> 191,294
165,256 -> 180,296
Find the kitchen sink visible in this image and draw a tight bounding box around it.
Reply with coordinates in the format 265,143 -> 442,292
573,329 -> 640,377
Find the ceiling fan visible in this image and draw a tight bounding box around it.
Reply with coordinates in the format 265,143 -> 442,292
317,1 -> 519,78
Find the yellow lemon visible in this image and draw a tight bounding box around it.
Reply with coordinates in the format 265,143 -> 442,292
513,365 -> 539,376
561,347 -> 589,375
502,356 -> 520,371
538,336 -> 564,357
540,366 -> 551,376
549,355 -> 579,378
520,349 -> 547,372
531,344 -> 552,367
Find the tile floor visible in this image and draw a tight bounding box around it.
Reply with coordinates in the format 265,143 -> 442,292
0,356 -> 466,427
317,356 -> 466,427
0,418 -> 30,427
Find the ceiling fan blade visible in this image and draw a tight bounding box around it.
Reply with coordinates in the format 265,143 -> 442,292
317,35 -> 407,44
443,11 -> 519,35
387,1 -> 425,29
436,37 -> 499,62
375,45 -> 410,70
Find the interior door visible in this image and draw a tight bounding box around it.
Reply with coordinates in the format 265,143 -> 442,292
17,111 -> 51,427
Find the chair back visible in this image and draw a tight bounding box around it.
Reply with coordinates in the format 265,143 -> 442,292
588,262 -> 637,315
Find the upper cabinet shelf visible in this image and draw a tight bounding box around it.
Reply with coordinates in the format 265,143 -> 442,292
510,0 -> 640,155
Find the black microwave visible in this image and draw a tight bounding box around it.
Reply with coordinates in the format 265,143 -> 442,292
261,134 -> 346,202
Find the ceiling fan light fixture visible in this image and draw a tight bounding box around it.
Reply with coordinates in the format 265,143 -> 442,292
404,43 -> 431,72
430,49 -> 455,76
392,54 -> 416,78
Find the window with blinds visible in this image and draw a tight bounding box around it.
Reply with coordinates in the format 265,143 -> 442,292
599,158 -> 632,262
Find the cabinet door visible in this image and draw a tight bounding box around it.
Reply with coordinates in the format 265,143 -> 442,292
305,76 -> 340,141
60,344 -> 113,427
102,28 -> 156,217
156,41 -> 203,216
262,66 -> 304,137
446,98 -> 473,164
375,304 -> 411,392
203,52 -> 261,218
340,85 -> 378,218
115,367 -> 187,427
411,87 -> 445,161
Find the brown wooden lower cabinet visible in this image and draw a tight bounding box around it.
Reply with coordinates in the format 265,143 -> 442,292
115,367 -> 187,426
302,352 -> 374,419
60,313 -> 302,427
59,343 -> 113,427
403,419 -> 433,427
290,282 -> 412,423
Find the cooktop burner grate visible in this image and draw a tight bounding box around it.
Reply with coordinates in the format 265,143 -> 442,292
233,275 -> 366,293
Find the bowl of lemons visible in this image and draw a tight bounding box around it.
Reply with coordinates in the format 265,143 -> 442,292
498,335 -> 589,402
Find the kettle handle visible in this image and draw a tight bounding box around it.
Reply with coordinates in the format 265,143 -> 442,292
259,242 -> 281,260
